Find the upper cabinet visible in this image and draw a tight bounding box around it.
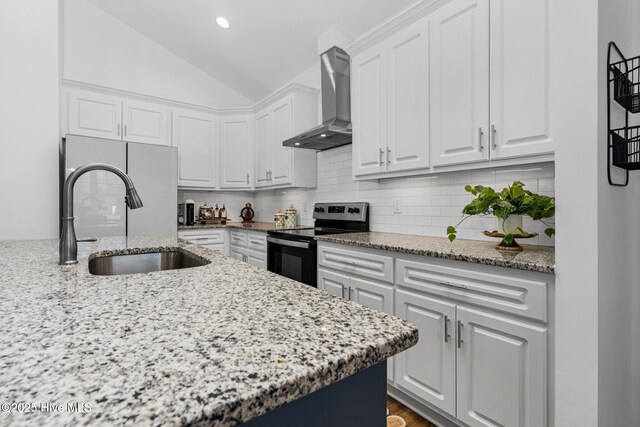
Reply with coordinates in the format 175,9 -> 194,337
489,0 -> 553,159
219,113 -> 253,190
430,0 -> 489,167
350,0 -> 554,179
353,16 -> 430,177
67,89 -> 169,145
253,87 -> 318,189
172,108 -> 217,189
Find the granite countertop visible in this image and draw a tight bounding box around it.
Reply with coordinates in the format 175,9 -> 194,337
178,221 -> 313,233
0,236 -> 417,426
316,232 -> 555,274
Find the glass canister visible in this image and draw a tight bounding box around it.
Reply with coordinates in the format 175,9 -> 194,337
284,204 -> 297,228
274,210 -> 286,227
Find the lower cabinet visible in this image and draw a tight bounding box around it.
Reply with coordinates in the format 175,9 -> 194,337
229,230 -> 267,269
317,266 -> 395,383
177,229 -> 227,255
317,242 -> 553,427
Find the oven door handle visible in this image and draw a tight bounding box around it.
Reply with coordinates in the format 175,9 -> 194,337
267,236 -> 311,249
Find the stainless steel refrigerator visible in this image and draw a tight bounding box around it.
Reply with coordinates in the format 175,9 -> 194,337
60,134 -> 177,239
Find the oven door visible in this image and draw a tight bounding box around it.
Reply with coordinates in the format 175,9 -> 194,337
267,236 -> 317,287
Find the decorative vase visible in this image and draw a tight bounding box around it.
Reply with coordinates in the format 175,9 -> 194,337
497,215 -> 523,235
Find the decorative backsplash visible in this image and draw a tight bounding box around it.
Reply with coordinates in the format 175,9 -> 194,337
180,144 -> 555,246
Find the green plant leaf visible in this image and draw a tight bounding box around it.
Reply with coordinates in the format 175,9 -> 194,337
544,227 -> 555,237
503,233 -> 514,244
448,234 -> 456,242
447,225 -> 456,234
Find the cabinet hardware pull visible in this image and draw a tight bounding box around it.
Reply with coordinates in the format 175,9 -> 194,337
341,286 -> 346,299
444,315 -> 450,343
491,124 -> 497,149
387,147 -> 391,164
437,280 -> 467,290
246,173 -> 249,184
379,148 -> 384,165
349,287 -> 354,300
124,124 -> 127,137
190,237 -> 209,240
457,321 -> 464,348
478,127 -> 484,151
117,124 -> 121,136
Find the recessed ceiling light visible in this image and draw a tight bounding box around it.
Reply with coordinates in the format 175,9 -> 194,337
320,134 -> 327,138
216,16 -> 230,29
294,142 -> 301,146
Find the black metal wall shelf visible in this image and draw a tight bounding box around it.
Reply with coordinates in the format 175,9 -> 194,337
607,41 -> 640,186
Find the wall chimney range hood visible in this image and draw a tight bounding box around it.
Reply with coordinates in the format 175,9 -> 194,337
283,47 -> 352,150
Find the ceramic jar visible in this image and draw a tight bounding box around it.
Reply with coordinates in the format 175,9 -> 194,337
284,204 -> 297,228
274,210 -> 286,227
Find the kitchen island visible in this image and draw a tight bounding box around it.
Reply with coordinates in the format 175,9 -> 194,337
0,236 -> 418,426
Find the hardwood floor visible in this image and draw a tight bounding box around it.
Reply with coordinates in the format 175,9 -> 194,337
387,396 -> 437,427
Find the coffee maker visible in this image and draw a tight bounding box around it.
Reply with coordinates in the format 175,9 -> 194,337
181,199 -> 195,225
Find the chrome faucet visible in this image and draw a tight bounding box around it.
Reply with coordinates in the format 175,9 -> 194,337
59,163 -> 143,265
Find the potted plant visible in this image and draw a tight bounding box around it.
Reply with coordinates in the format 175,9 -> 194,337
446,181 -> 555,251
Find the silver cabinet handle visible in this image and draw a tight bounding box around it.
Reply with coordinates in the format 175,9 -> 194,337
246,173 -> 249,184
379,148 -> 384,165
341,286 -> 347,299
349,287 -> 354,300
444,315 -> 450,343
457,321 -> 464,349
478,127 -> 484,151
190,237 -> 209,241
438,280 -> 467,290
387,147 -> 391,164
491,124 -> 497,149
117,124 -> 121,137
124,124 -> 127,137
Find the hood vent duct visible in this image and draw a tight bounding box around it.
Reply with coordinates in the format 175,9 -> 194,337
283,46 -> 352,150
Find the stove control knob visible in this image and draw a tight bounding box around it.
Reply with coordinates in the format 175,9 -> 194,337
348,208 -> 354,213
353,207 -> 360,214
315,207 -> 325,213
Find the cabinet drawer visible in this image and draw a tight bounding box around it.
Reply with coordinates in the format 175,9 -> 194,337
396,257 -> 549,322
178,230 -> 225,245
246,231 -> 267,251
318,244 -> 393,283
230,230 -> 247,246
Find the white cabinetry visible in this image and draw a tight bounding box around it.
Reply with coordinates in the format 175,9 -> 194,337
253,87 -> 318,189
178,229 -> 227,255
67,89 -> 169,145
219,113 -> 253,189
229,230 -> 267,269
352,16 -> 430,177
172,108 -> 217,189
489,0 -> 553,159
430,0 -> 489,167
316,241 -> 553,427
317,244 -> 395,383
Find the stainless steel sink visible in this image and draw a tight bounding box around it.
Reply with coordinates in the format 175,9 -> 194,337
89,250 -> 210,276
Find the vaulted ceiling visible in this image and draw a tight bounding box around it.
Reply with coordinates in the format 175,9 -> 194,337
87,0 -> 418,101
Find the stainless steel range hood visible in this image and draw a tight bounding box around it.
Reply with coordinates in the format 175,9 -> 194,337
283,47 -> 352,150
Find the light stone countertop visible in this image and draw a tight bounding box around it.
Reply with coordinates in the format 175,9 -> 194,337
316,232 -> 555,274
178,221 -> 313,233
0,236 -> 417,426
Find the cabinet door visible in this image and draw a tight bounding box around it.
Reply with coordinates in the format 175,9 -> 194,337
430,0 -> 489,167
386,16 -> 430,173
220,114 -> 252,189
270,96 -> 293,186
68,90 -> 122,140
489,0 -> 553,159
122,100 -> 169,146
230,247 -> 245,262
254,109 -> 271,187
317,268 -> 349,298
352,45 -> 387,177
245,248 -> 267,270
395,289 -> 457,416
349,276 -> 396,383
456,306 -> 547,427
172,108 -> 217,188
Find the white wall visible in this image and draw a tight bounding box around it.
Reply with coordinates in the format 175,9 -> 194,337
0,0 -> 60,240
597,0 -> 639,425
62,0 -> 252,108
253,145 -> 555,245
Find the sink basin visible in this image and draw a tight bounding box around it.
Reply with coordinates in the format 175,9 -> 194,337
89,250 -> 210,276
